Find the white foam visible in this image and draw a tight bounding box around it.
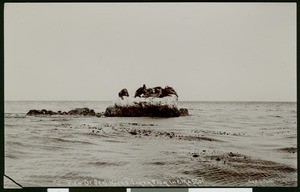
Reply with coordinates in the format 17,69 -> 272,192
113,95 -> 178,108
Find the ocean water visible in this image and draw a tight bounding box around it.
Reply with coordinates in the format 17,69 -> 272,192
4,101 -> 297,187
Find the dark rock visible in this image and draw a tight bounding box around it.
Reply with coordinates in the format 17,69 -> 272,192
104,105 -> 189,118
27,109 -> 40,115
95,112 -> 104,117
48,110 -> 54,115
229,152 -> 235,157
192,154 -> 199,158
129,130 -> 138,135
27,109 -> 56,116
89,109 -> 96,116
27,107 -> 101,117
179,108 -> 189,116
104,106 -> 123,117
67,108 -> 96,116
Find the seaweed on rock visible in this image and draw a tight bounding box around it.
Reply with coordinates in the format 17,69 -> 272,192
104,96 -> 188,117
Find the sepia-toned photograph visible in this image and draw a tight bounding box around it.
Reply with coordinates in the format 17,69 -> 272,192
4,3 -> 296,188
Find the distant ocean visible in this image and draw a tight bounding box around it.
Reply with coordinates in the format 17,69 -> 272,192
4,101 -> 297,187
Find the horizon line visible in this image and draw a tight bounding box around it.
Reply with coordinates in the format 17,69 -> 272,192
4,99 -> 297,103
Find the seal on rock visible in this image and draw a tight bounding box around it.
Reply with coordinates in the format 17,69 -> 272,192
134,84 -> 147,98
118,88 -> 129,100
153,86 -> 163,97
144,86 -> 163,98
162,86 -> 178,97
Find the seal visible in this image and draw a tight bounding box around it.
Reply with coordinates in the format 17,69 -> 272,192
118,88 -> 129,100
144,88 -> 156,97
148,86 -> 163,98
159,86 -> 178,98
134,84 -> 147,98
164,86 -> 178,97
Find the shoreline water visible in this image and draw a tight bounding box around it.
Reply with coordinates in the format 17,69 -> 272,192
4,101 -> 297,187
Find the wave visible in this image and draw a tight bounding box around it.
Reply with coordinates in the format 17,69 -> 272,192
5,113 -> 26,118
277,147 -> 297,153
182,151 -> 297,186
50,137 -> 93,145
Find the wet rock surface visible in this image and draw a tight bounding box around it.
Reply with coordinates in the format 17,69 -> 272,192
27,108 -> 104,117
27,106 -> 188,118
104,105 -> 189,117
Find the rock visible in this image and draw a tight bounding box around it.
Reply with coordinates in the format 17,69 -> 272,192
192,154 -> 199,158
95,112 -> 104,117
26,104 -> 188,118
229,152 -> 235,157
67,108 -> 96,116
27,108 -> 102,117
104,105 -> 189,117
104,106 -> 123,117
27,109 -> 56,116
89,109 -> 96,116
129,130 -> 138,135
27,109 -> 42,116
179,108 -> 189,116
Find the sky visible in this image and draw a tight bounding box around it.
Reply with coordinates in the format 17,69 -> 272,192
4,3 -> 296,101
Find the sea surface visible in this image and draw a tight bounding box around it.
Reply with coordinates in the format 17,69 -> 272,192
4,101 -> 297,187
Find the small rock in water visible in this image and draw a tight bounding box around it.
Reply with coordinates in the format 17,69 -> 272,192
192,154 -> 199,158
129,131 -> 138,135
229,152 -> 237,157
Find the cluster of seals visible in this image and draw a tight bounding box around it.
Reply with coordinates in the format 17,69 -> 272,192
118,84 -> 178,100
134,84 -> 178,98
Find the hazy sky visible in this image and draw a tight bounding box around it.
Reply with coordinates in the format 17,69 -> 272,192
4,3 -> 296,101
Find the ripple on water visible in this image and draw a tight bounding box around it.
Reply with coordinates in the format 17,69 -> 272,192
277,147 -> 297,153
182,152 -> 297,186
50,137 -> 94,145
89,161 -> 129,167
